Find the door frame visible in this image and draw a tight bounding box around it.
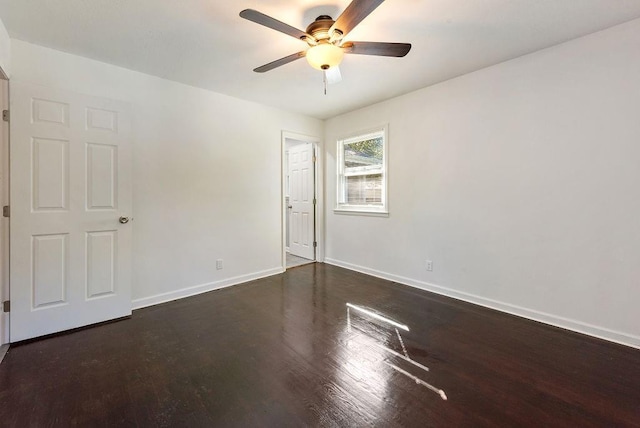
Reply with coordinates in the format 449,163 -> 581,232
0,73 -> 8,346
281,131 -> 323,269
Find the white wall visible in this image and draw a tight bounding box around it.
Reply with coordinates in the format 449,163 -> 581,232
0,16 -> 9,77
10,40 -> 323,307
324,19 -> 640,348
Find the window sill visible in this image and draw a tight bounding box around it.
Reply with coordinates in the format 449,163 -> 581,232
333,208 -> 389,217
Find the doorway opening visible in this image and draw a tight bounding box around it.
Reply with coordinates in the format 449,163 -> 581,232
282,132 -> 321,269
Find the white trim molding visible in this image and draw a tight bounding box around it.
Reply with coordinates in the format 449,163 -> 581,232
132,267 -> 284,310
335,124 -> 388,215
0,343 -> 8,364
324,258 -> 640,350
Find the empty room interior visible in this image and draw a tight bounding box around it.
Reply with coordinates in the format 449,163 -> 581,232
0,1 -> 639,426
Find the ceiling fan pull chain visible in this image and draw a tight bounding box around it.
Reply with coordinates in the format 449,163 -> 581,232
323,70 -> 328,95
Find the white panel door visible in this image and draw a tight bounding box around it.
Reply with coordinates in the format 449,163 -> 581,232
9,82 -> 132,342
288,143 -> 315,260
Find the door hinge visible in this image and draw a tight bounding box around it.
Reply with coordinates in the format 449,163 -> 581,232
2,110 -> 8,122
2,205 -> 8,218
313,241 -> 317,248
2,300 -> 9,313
312,156 -> 317,163
313,198 -> 316,205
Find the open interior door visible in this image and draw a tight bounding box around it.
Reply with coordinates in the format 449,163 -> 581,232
288,142 -> 315,260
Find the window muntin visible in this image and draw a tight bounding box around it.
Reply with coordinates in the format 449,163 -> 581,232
336,127 -> 387,214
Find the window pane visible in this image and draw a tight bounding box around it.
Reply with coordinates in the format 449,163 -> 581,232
345,173 -> 382,205
344,137 -> 383,171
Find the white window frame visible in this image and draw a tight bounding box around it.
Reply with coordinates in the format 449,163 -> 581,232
335,125 -> 388,216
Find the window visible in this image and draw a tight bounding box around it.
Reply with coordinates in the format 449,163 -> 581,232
336,126 -> 388,215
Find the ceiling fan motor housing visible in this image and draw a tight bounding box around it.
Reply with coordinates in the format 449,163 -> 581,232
303,15 -> 346,70
305,15 -> 336,42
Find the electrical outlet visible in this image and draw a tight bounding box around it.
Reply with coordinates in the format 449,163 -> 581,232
426,260 -> 433,272
216,259 -> 223,270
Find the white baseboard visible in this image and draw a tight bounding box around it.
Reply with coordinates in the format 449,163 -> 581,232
0,343 -> 8,364
132,267 -> 284,310
324,258 -> 640,350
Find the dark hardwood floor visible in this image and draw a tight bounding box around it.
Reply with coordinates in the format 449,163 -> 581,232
1,263 -> 639,427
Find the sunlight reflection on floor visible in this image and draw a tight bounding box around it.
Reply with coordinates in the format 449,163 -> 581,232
339,303 -> 447,402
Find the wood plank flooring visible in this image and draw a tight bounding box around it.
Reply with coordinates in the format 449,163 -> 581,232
1,263 -> 639,427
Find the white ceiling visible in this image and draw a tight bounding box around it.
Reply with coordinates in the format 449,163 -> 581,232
1,0 -> 640,119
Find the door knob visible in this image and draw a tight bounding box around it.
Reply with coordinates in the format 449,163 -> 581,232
119,216 -> 130,224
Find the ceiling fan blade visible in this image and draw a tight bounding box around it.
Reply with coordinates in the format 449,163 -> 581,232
325,66 -> 342,84
330,0 -> 385,37
342,41 -> 411,57
240,9 -> 310,41
253,51 -> 306,73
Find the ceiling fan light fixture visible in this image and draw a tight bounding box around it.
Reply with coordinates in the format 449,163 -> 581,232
306,43 -> 344,70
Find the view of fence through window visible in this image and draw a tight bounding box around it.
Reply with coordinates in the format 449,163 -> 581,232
343,136 -> 383,205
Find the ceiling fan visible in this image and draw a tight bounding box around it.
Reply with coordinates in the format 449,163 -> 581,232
240,0 -> 411,89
